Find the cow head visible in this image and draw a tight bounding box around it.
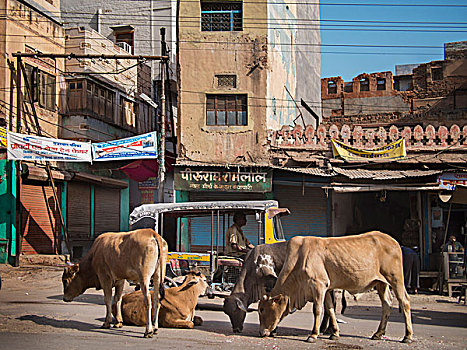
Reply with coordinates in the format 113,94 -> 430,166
223,293 -> 248,333
62,264 -> 84,302
180,271 -> 208,296
258,294 -> 288,337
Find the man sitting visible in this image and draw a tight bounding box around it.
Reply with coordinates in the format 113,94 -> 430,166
225,212 -> 254,258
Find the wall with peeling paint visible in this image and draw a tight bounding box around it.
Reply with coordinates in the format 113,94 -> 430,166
266,0 -> 321,131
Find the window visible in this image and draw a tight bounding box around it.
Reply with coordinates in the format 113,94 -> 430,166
344,82 -> 353,93
377,78 -> 386,90
360,78 -> 369,91
216,74 -> 237,88
432,67 -> 443,81
327,80 -> 337,94
201,2 -> 242,32
206,94 -> 247,126
24,64 -> 55,111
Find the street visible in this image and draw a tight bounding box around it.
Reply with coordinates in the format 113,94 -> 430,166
0,264 -> 466,350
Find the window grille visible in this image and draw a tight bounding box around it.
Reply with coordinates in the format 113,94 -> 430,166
201,2 -> 242,32
216,75 -> 237,88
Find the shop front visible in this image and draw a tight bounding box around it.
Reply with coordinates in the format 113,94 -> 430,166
172,165 -> 272,252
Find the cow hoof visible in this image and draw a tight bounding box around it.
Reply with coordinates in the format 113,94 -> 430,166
153,328 -> 158,335
371,334 -> 382,340
271,328 -> 277,336
101,323 -> 111,329
113,322 -> 123,328
143,331 -> 153,338
329,335 -> 340,341
306,336 -> 317,343
401,337 -> 413,344
194,316 -> 203,326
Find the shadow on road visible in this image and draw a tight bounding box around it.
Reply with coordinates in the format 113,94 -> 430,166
344,305 -> 467,328
18,315 -> 97,331
17,314 -> 147,338
47,294 -> 104,305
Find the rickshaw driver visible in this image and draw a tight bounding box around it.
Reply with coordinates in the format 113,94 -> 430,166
225,212 -> 254,258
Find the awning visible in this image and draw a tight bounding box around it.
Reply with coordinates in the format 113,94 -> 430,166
72,172 -> 128,189
326,183 -> 440,193
119,154 -> 174,182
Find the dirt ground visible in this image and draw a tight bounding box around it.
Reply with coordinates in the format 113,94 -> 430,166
1,263 -> 466,350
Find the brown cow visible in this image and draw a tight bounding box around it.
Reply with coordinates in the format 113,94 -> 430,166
62,228 -> 167,338
114,271 -> 208,328
258,231 -> 413,343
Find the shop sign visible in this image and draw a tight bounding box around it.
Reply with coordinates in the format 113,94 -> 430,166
92,132 -> 157,161
331,138 -> 406,161
438,173 -> 467,190
174,168 -> 272,193
138,177 -> 158,190
7,131 -> 92,162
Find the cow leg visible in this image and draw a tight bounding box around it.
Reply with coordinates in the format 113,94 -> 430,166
324,291 -> 340,340
164,319 -> 195,329
151,271 -> 161,333
371,282 -> 392,340
141,278 -> 154,338
307,287 -> 325,342
392,280 -> 414,343
102,283 -> 113,329
112,280 -> 125,328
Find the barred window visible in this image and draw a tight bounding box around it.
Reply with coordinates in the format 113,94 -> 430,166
216,74 -> 237,88
206,94 -> 247,126
201,2 -> 242,32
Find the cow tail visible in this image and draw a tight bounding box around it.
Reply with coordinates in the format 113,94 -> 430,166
155,234 -> 166,302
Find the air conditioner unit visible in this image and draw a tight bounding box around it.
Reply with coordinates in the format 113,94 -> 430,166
116,42 -> 132,53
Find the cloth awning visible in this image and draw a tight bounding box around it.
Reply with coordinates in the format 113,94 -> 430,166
119,154 -> 174,182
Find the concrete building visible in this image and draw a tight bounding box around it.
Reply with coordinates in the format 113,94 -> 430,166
172,0 -> 321,252
0,0 -> 66,262
177,0 -> 321,166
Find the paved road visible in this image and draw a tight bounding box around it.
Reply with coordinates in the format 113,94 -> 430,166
0,265 -> 466,349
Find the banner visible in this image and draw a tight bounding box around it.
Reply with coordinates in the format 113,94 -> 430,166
92,132 -> 157,161
331,138 -> 406,161
7,132 -> 92,162
0,127 -> 6,147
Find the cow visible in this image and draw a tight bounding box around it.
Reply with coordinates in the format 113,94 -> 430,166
258,231 -> 413,343
113,271 -> 208,328
62,228 -> 168,338
223,242 -> 288,333
223,241 -> 347,334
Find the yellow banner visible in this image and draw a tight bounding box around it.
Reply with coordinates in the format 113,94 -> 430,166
331,138 -> 406,161
0,127 -> 6,147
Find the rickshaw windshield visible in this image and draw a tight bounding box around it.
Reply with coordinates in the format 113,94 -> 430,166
273,216 -> 285,241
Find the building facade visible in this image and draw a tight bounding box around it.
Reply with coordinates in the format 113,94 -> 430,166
175,0 -> 322,251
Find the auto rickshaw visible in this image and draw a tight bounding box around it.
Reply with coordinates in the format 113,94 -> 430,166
129,200 -> 288,295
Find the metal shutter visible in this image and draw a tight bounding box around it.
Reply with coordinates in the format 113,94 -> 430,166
67,182 -> 91,240
94,187 -> 121,236
21,184 -> 60,254
187,191 -> 264,251
274,184 -> 328,239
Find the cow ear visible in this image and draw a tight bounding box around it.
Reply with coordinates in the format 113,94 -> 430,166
235,298 -> 247,313
186,278 -> 199,287
69,264 -> 79,275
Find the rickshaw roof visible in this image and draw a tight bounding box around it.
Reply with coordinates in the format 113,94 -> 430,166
129,200 -> 280,224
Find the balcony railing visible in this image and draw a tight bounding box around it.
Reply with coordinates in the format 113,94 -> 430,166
268,124 -> 467,150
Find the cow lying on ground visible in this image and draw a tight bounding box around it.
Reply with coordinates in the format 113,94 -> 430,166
113,271 -> 208,328
258,231 -> 413,343
62,229 -> 168,338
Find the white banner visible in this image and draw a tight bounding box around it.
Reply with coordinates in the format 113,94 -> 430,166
92,131 -> 157,161
7,132 -> 92,162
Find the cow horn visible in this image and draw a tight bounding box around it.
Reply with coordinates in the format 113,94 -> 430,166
236,298 -> 247,313
262,295 -> 269,301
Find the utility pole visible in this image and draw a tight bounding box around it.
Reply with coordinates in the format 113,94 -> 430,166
158,28 -> 167,203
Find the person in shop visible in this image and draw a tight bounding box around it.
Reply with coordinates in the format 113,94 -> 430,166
225,212 -> 254,258
443,235 -> 464,253
401,246 -> 420,294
